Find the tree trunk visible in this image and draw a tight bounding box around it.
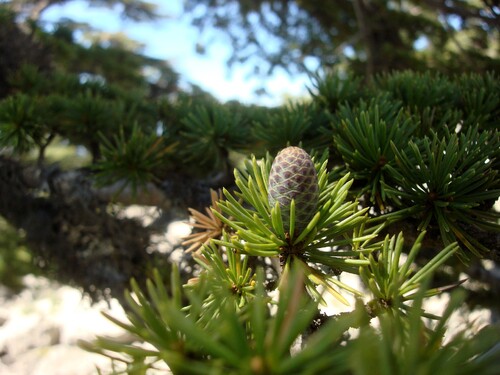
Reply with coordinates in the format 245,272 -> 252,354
352,0 -> 375,78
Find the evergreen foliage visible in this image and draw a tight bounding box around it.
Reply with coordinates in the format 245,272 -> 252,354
0,3 -> 499,374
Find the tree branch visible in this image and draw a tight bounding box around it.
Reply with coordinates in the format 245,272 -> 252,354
419,0 -> 500,28
0,155 -> 221,301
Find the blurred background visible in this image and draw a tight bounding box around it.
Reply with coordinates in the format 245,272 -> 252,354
39,0 -> 314,106
0,0 -> 498,373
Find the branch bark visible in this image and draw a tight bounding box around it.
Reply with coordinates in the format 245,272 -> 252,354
0,155 -> 220,302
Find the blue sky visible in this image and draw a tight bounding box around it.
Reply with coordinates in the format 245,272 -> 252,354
40,0 -> 311,106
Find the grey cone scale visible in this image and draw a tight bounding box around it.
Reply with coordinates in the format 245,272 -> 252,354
268,146 -> 319,234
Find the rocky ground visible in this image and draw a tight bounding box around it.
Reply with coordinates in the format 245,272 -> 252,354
0,211 -> 189,375
0,276 -> 127,375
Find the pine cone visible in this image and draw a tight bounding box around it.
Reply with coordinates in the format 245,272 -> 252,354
268,146 -> 319,234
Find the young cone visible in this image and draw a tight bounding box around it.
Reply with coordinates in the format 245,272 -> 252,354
268,146 -> 319,235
